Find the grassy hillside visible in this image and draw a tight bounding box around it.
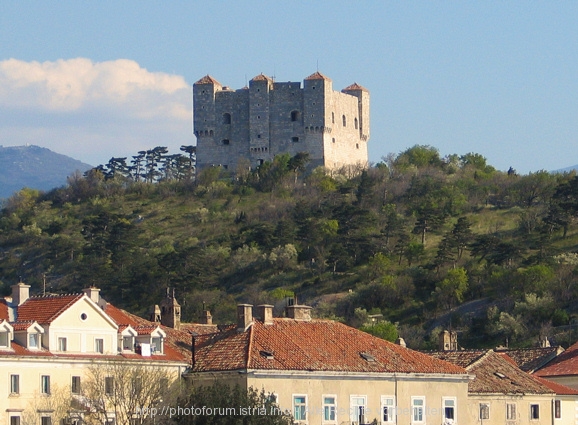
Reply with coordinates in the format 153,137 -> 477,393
2,146 -> 578,350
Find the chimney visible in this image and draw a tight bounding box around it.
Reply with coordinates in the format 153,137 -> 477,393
285,305 -> 312,321
439,330 -> 458,351
200,310 -> 213,325
540,336 -> 551,348
255,305 -> 274,325
396,337 -> 406,348
83,287 -> 101,304
237,304 -> 253,332
150,305 -> 161,323
11,282 -> 30,306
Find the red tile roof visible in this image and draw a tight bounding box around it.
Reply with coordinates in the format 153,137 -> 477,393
17,294 -> 84,324
534,376 -> 578,395
193,319 -> 467,375
535,340 -> 578,377
305,71 -> 331,81
495,346 -> 563,372
343,82 -> 369,92
11,320 -> 37,331
0,299 -> 9,321
194,75 -> 222,86
180,323 -> 218,336
429,350 -> 553,395
251,74 -> 273,82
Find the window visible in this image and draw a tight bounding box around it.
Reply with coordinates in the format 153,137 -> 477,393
479,403 -> 489,420
10,417 -> 20,425
332,138 -> 335,143
332,112 -> 335,124
222,139 -> 230,145
152,337 -> 162,353
292,137 -> 299,143
123,336 -> 133,351
58,337 -> 67,352
0,331 -> 8,347
322,395 -> 336,422
350,396 -> 366,424
105,377 -> 114,395
41,417 -> 51,425
222,113 -> 231,124
443,398 -> 456,422
291,111 -> 300,122
554,400 -> 561,419
41,375 -> 50,395
10,374 -> 19,394
355,118 -> 359,129
412,397 -> 425,423
342,115 -> 346,127
506,403 -> 516,420
381,396 -> 395,423
72,376 -> 81,394
293,395 -> 307,421
530,404 -> 539,420
95,338 -> 104,354
29,333 -> 39,348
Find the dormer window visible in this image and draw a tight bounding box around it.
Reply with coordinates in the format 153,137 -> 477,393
29,333 -> 39,349
0,331 -> 9,348
123,336 -> 134,351
151,337 -> 163,354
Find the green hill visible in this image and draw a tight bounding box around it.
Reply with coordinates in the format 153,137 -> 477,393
1,145 -> 578,350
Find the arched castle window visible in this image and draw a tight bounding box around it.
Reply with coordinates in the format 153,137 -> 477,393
354,118 -> 358,129
342,115 -> 346,127
291,110 -> 301,122
222,113 -> 231,124
209,130 -> 214,136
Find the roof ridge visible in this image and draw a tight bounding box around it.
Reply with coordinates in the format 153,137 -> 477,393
246,321 -> 254,368
465,349 -> 494,370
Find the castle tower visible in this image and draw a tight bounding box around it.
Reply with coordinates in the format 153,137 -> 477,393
303,72 -> 332,169
193,75 -> 222,170
249,74 -> 273,165
342,83 -> 370,142
159,288 -> 181,330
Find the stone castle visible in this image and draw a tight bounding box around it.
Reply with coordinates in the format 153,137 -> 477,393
193,71 -> 370,172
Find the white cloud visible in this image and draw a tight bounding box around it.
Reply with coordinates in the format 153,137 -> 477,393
0,58 -> 193,165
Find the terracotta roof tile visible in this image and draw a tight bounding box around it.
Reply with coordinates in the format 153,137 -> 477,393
0,299 -> 9,321
429,350 -> 553,395
534,376 -> 578,395
180,323 -> 218,336
194,75 -> 222,86
535,340 -> 578,377
251,74 -> 273,82
193,319 -> 466,374
343,82 -> 369,92
17,294 -> 83,324
305,71 -> 332,82
495,346 -> 563,372
11,320 -> 37,331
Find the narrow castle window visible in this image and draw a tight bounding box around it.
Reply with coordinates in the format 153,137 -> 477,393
342,115 -> 346,127
222,139 -> 230,145
332,112 -> 335,124
355,118 -> 358,129
292,137 -> 299,143
257,134 -> 261,139
209,130 -> 214,136
222,113 -> 231,124
356,143 -> 359,149
291,110 -> 301,122
332,138 -> 336,143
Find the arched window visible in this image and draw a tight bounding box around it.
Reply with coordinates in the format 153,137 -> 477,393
342,115 -> 346,127
222,113 -> 231,124
354,118 -> 358,129
291,110 -> 301,122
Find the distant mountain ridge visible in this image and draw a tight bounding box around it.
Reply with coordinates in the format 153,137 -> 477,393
554,164 -> 578,174
0,145 -> 92,200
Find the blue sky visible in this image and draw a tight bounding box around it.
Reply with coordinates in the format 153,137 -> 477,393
1,2 -> 577,173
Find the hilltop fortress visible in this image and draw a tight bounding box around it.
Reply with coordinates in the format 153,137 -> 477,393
193,72 -> 369,172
